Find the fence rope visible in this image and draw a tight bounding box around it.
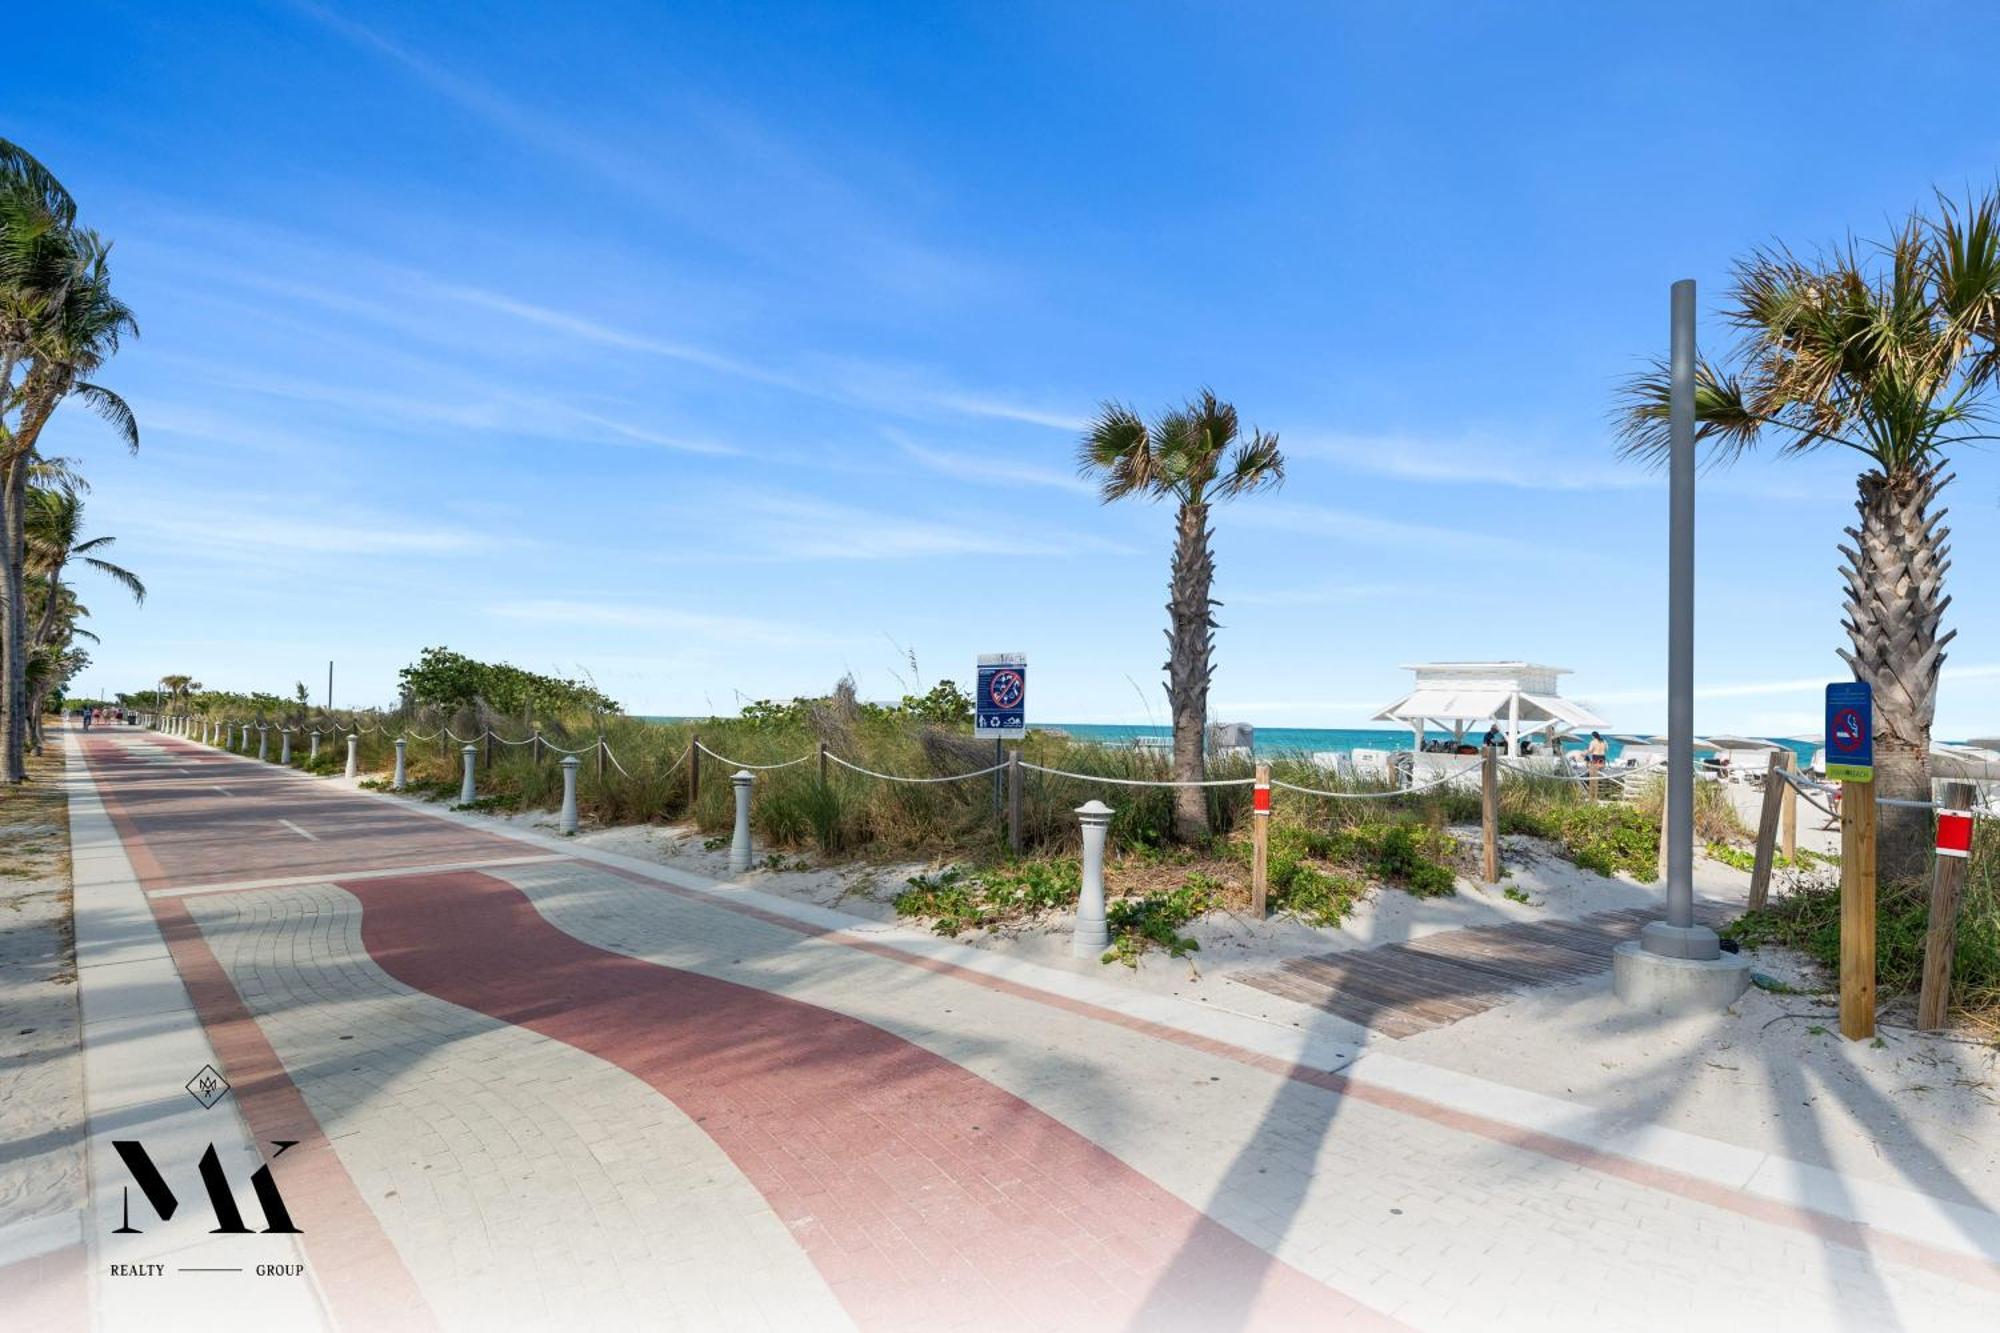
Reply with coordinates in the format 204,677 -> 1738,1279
1775,768 -> 1839,817
1019,762 -> 1254,789
695,741 -> 814,771
1273,764 -> 1481,800
599,740 -> 631,779
826,753 -> 1006,784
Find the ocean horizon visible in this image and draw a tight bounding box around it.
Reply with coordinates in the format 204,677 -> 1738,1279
639,717 -> 1822,764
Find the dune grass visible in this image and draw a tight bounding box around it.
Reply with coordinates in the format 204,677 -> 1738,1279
1725,817 -> 2000,1023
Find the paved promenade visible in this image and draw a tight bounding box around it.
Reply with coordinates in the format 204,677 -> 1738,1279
7,723 -> 2000,1332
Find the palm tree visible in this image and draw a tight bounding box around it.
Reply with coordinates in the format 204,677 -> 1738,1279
1079,389 -> 1284,841
0,140 -> 136,780
26,484 -> 143,651
1615,190 -> 2000,877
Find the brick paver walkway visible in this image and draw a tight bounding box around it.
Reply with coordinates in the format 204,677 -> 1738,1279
13,724 -> 2000,1332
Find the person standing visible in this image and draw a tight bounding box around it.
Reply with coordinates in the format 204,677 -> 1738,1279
1586,731 -> 1608,771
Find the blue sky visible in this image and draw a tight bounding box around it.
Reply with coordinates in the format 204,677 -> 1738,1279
10,1 -> 1999,736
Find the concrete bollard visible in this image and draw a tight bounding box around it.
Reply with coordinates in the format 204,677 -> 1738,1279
257,724 -> 269,761
344,733 -> 359,780
1072,799 -> 1113,958
727,770 -> 754,873
309,730 -> 320,763
280,729 -> 292,765
559,755 -> 580,834
393,738 -> 408,790
460,744 -> 478,804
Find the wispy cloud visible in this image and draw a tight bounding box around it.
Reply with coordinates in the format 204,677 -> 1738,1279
889,430 -> 1092,494
717,491 -> 1130,561
1586,662 -> 2000,706
127,511 -> 493,559
283,0 -> 990,306
1289,428 -> 1845,503
1235,500 -> 1567,557
490,599 -> 830,647
1228,582 -> 1407,608
922,393 -> 1088,432
1288,430 -> 1642,492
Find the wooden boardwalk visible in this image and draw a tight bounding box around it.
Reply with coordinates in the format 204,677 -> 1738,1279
1234,904 -> 1732,1039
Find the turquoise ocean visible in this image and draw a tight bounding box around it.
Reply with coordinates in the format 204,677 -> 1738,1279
1046,723 -> 1821,766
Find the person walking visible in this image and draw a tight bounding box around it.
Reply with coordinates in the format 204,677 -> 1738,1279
81,706 -> 92,731
1585,731 -> 1608,772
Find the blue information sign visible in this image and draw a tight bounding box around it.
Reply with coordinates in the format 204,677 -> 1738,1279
975,653 -> 1027,739
1824,681 -> 1873,782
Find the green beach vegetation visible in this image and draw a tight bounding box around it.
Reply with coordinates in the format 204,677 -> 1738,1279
1727,817 -> 2000,1028
173,648 -> 1758,967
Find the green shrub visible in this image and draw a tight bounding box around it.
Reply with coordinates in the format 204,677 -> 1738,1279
1505,802 -> 1657,879
892,860 -> 1081,937
1274,863 -> 1364,926
1103,873 -> 1226,966
1724,820 -> 2000,1015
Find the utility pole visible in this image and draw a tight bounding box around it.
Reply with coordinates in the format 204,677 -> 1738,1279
326,660 -> 333,711
1614,278 -> 1748,1010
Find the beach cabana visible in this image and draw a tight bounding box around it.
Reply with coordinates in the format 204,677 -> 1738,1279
1372,661 -> 1608,758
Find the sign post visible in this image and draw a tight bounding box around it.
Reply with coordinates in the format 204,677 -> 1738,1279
977,654 -> 1027,822
1827,680 -> 1877,1040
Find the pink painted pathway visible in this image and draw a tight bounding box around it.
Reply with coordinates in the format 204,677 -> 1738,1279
35,724 -> 2000,1333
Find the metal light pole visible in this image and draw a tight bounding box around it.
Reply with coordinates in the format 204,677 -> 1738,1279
1640,278 -> 1721,963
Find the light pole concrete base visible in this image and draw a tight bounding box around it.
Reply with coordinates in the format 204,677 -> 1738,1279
1612,939 -> 1751,1015
1071,918 -> 1108,959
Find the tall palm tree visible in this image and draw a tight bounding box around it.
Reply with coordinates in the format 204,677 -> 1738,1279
0,141 -> 136,780
1079,389 -> 1284,841
26,483 -> 143,650
1615,190 -> 2000,877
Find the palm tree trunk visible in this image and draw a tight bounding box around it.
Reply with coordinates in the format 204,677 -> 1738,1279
1166,500 -> 1215,841
1837,464 -> 1954,880
0,453 -> 27,781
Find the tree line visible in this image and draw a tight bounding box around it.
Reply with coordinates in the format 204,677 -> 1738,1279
1,139 -> 141,774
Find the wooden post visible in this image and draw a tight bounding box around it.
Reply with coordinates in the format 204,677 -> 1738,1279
688,734 -> 701,809
531,729 -> 543,767
1917,782 -> 1976,1031
1839,779 -> 1878,1041
1587,768 -> 1599,803
1251,763 -> 1271,917
596,735 -> 606,783
483,711 -> 493,771
1747,751 -> 1787,911
818,741 -> 829,785
1778,750 -> 1798,859
1657,789 -> 1671,885
1007,751 -> 1022,856
1480,746 -> 1499,884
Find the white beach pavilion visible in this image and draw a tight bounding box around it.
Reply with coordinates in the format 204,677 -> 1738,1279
1372,662 -> 1609,759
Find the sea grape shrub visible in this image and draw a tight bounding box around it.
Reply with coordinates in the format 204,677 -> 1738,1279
893,861 -> 1083,937
1102,873 -> 1226,966
398,646 -> 618,716
1503,804 -> 1657,879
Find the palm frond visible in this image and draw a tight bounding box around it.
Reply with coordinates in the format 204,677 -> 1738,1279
1213,428 -> 1285,499
72,382 -> 138,453
82,555 -> 144,603
1613,357 -> 1772,464
0,137 -> 76,227
1077,402 -> 1157,502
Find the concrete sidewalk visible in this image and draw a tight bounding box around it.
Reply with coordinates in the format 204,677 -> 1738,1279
9,721 -> 2000,1332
